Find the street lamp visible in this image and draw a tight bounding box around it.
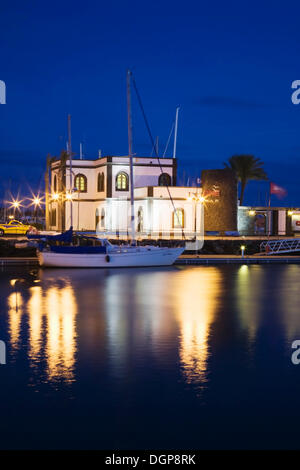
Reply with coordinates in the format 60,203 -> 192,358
186,191 -> 204,244
8,199 -> 23,218
31,196 -> 43,223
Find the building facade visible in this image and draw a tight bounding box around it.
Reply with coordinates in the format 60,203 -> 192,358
238,206 -> 300,236
46,154 -> 203,240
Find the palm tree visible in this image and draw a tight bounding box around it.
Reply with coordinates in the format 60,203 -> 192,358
224,155 -> 268,205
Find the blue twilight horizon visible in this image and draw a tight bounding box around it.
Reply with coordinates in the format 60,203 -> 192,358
1,0 -> 300,206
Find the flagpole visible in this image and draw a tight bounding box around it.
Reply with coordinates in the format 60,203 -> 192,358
268,181 -> 271,238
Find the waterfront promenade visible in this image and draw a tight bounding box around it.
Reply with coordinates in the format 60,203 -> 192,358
176,255 -> 300,265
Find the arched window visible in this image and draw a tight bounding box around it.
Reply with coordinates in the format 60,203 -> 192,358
75,173 -> 87,192
53,174 -> 57,193
137,206 -> 143,233
96,208 -> 106,230
158,173 -> 171,186
173,208 -> 184,228
50,208 -> 57,227
97,172 -> 105,192
116,172 -> 129,191
95,208 -> 100,230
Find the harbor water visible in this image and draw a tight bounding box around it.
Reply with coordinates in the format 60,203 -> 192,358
0,264 -> 300,449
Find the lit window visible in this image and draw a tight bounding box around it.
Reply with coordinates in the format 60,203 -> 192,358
173,208 -> 184,228
75,174 -> 87,192
116,172 -> 129,191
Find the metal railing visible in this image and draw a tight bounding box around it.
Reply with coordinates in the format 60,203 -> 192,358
260,238 -> 300,254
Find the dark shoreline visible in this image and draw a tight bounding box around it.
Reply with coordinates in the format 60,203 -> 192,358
1,255 -> 300,267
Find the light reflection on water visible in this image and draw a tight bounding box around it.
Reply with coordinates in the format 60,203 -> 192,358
8,290 -> 23,351
173,268 -> 222,384
2,264 -> 300,448
5,265 -> 300,386
7,278 -> 77,384
236,265 -> 265,341
5,267 -> 224,386
5,265 -> 300,385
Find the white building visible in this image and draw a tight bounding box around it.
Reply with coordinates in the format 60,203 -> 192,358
47,154 -> 203,241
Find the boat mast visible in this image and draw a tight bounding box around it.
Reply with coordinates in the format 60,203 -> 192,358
68,114 -> 73,228
127,70 -> 136,245
172,107 -> 180,159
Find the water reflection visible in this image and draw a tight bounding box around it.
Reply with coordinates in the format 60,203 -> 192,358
3,265 -> 300,449
7,280 -> 77,384
28,286 -> 43,361
173,268 -> 222,384
8,290 -> 23,352
277,265 -> 300,342
7,264 -> 300,391
45,286 -> 77,382
7,267 -> 224,387
236,265 -> 264,342
104,269 -> 179,377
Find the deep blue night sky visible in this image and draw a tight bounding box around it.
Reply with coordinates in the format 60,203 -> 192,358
1,0 -> 300,206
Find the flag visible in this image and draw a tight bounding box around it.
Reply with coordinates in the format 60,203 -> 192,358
270,182 -> 287,199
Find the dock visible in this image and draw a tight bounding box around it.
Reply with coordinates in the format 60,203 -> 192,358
0,255 -> 300,267
176,255 -> 300,265
0,257 -> 39,267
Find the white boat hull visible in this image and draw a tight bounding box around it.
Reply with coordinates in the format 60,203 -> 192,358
38,246 -> 185,268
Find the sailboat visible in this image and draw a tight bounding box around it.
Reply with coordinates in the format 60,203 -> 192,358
36,71 -> 185,268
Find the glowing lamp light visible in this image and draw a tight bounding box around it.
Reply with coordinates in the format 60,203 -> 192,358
241,245 -> 246,259
8,197 -> 23,211
52,193 -> 59,200
8,215 -> 14,219
249,210 -> 256,216
288,210 -> 294,216
33,197 -> 41,205
66,193 -> 73,200
187,192 -> 204,202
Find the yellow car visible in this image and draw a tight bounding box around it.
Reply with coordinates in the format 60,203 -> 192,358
0,220 -> 35,236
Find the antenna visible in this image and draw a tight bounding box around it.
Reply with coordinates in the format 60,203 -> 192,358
162,121 -> 175,158
67,114 -> 73,229
172,107 -> 180,159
